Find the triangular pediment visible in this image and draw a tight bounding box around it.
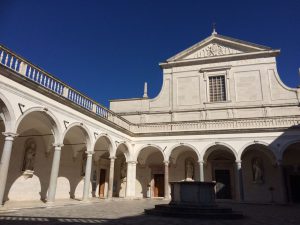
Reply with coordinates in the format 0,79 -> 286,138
167,34 -> 273,62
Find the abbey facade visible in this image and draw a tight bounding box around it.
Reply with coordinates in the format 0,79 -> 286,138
0,31 -> 300,206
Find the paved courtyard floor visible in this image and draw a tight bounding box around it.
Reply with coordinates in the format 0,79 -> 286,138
0,199 -> 299,225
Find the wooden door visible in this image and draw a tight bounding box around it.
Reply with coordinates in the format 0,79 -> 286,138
99,169 -> 106,198
153,174 -> 164,197
215,169 -> 232,199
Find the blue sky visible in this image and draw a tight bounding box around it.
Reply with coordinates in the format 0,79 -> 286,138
0,0 -> 299,107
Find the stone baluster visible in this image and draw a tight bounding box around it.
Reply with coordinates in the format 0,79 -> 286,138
235,160 -> 244,201
107,157 -> 116,198
47,144 -> 63,203
164,161 -> 170,199
0,132 -> 18,206
82,151 -> 94,201
0,51 -> 3,63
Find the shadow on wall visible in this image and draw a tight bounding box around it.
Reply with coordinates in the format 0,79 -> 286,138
240,126 -> 300,204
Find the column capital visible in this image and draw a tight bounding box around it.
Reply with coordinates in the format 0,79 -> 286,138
53,143 -> 64,149
127,160 -> 137,165
198,160 -> 205,164
163,160 -> 169,165
2,132 -> 18,140
85,151 -> 94,156
235,160 -> 242,164
109,156 -> 116,160
277,160 -> 283,166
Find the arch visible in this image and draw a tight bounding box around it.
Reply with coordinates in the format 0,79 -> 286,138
279,139 -> 300,161
202,142 -> 237,161
62,122 -> 93,150
135,144 -> 166,162
238,141 -> 278,163
0,91 -> 16,132
14,107 -> 62,145
93,133 -> 114,156
115,141 -> 131,161
167,143 -> 200,164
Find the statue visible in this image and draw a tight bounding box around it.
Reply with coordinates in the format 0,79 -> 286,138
185,159 -> 194,181
252,158 -> 264,183
22,138 -> 37,172
120,159 -> 127,181
81,151 -> 87,177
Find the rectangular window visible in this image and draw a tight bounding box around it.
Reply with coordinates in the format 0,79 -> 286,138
209,75 -> 226,102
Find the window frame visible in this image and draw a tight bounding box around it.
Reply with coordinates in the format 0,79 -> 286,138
201,67 -> 231,103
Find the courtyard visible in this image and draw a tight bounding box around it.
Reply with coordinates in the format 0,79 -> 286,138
0,199 -> 299,225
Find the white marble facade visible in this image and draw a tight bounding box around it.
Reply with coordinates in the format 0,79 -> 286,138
0,31 -> 300,206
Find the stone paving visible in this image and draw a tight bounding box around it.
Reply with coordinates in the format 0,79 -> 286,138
0,199 -> 299,225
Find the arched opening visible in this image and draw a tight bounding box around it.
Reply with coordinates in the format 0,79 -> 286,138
204,144 -> 237,200
93,135 -> 113,198
0,98 -> 8,159
113,143 -> 129,198
59,124 -> 91,200
169,144 -> 199,182
4,110 -> 59,203
241,144 -> 280,203
282,142 -> 300,203
136,146 -> 165,198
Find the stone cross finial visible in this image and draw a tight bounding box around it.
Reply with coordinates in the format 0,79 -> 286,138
212,22 -> 217,35
143,82 -> 148,98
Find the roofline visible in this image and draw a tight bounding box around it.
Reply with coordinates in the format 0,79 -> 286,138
160,50 -> 280,68
166,33 -> 274,62
110,97 -> 148,102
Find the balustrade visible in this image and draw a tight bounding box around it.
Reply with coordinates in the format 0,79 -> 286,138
1,45 -> 299,135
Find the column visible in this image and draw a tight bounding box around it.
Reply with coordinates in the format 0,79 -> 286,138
277,160 -> 287,203
164,161 -> 169,199
198,160 -> 205,182
107,156 -> 115,198
0,132 -> 17,206
235,160 -> 244,201
47,144 -> 63,203
82,151 -> 94,201
125,161 -> 137,198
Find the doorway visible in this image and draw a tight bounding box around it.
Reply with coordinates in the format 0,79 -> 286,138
99,169 -> 106,198
153,174 -> 164,197
290,175 -> 300,203
215,169 -> 232,199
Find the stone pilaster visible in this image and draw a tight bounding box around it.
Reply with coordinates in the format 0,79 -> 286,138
107,157 -> 116,198
82,151 -> 94,201
125,161 -> 137,198
164,161 -> 169,199
235,160 -> 244,201
0,132 -> 18,206
198,160 -> 205,182
47,144 -> 63,203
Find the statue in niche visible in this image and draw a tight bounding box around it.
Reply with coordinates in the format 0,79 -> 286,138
81,151 -> 87,177
120,159 -> 127,181
185,159 -> 194,181
252,157 -> 264,184
22,138 -> 37,172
